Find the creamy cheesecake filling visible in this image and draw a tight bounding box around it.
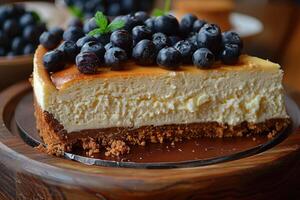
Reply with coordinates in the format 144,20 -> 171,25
33,53 -> 289,133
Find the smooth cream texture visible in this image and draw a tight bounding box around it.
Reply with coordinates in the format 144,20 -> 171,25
33,51 -> 289,132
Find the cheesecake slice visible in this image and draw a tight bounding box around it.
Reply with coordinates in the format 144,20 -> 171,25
33,46 -> 290,157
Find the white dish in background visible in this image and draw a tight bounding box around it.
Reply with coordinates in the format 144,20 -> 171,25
230,12 -> 264,38
22,2 -> 69,28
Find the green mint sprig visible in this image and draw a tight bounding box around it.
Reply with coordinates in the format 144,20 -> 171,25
31,11 -> 40,22
68,6 -> 84,20
89,11 -> 125,36
152,0 -> 172,17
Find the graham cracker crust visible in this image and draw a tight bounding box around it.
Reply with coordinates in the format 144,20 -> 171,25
34,101 -> 291,157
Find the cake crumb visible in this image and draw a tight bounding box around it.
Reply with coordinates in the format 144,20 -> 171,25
105,140 -> 130,157
140,141 -> 146,146
267,131 -> 276,139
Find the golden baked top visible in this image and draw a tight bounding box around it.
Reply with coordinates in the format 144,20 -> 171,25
35,46 -> 280,90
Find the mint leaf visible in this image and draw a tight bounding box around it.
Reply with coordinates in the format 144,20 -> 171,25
89,12 -> 125,35
88,28 -> 102,36
152,9 -> 165,17
68,6 -> 84,20
94,11 -> 108,33
31,11 -> 40,22
106,20 -> 125,33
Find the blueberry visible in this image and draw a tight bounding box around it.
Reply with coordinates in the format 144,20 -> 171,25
0,6 -> 8,22
63,26 -> 84,42
110,30 -> 133,54
39,32 -> 61,50
23,44 -> 35,55
222,31 -> 243,48
58,41 -> 79,61
180,14 -> 197,36
193,48 -> 215,68
105,42 -> 114,51
134,11 -> 149,22
168,36 -> 181,46
0,30 -> 9,48
121,14 -> 144,32
104,47 -> 128,70
11,37 -> 26,55
121,0 -> 137,14
95,33 -> 111,45
152,32 -> 170,51
49,27 -> 64,39
0,7 -> 9,22
43,49 -> 65,72
19,13 -> 36,27
110,15 -> 123,23
23,25 -> 41,43
83,18 -> 98,34
76,35 -> 97,49
193,19 -> 206,32
95,4 -> 105,14
145,17 -> 155,33
132,39 -> 157,65
187,32 -> 198,47
68,18 -> 83,28
154,15 -> 179,36
73,1 -> 84,12
0,47 -> 6,56
4,4 -> 24,19
157,47 -> 182,69
132,25 -> 152,43
81,41 -> 105,61
85,12 -> 95,20
197,24 -> 222,55
6,51 -> 17,57
76,52 -> 100,74
220,44 -> 241,65
174,40 -> 196,64
3,19 -> 20,37
4,5 -> 14,18
10,4 -> 25,17
107,3 -> 121,16
84,0 -> 100,12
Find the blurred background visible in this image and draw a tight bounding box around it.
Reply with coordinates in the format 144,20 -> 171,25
1,0 -> 300,95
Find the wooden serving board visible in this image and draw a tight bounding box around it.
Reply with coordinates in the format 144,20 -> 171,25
1,81 -> 300,200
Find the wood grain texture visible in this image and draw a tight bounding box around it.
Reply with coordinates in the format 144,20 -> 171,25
0,81 -> 300,200
0,55 -> 32,91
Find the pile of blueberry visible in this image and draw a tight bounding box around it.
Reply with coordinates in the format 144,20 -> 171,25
0,4 -> 47,57
41,12 -> 243,74
64,0 -> 154,18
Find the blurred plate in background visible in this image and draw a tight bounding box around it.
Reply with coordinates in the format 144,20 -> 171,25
0,2 -> 68,90
22,1 -> 68,28
230,12 -> 263,38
